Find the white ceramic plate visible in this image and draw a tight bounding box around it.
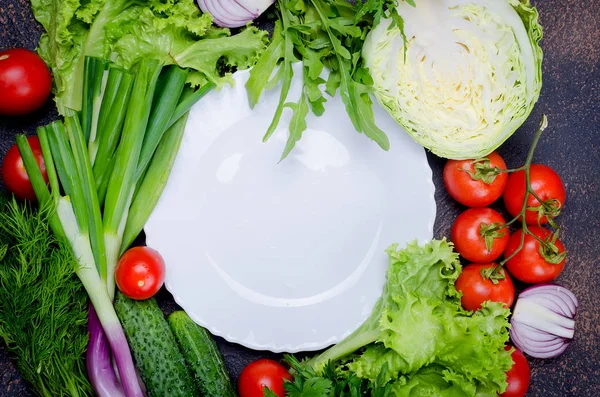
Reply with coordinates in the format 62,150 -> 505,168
145,64 -> 436,353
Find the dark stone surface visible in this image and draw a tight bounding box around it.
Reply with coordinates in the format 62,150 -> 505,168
1,0 -> 599,396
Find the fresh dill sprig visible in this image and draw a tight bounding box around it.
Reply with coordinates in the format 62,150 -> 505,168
0,195 -> 92,397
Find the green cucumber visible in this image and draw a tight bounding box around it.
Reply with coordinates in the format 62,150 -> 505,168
114,293 -> 198,396
168,311 -> 237,397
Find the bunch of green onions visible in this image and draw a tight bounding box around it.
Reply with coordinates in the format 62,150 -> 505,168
17,57 -> 213,397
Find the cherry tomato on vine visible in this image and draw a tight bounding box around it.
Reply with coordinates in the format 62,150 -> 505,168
451,208 -> 509,263
443,152 -> 508,207
503,164 -> 566,225
500,346 -> 531,397
115,246 -> 166,300
1,136 -> 47,201
238,359 -> 292,397
456,263 -> 515,311
504,226 -> 566,283
0,48 -> 52,116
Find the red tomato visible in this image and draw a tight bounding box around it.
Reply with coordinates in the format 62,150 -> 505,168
451,208 -> 509,263
443,152 -> 508,207
1,136 -> 47,201
503,164 -> 566,225
456,263 -> 515,311
238,359 -> 292,397
500,346 -> 530,397
504,226 -> 566,283
115,247 -> 166,300
0,49 -> 52,116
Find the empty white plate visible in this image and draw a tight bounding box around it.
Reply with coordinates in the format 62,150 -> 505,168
144,63 -> 436,352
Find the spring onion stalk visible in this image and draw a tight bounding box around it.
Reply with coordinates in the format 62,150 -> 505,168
135,66 -> 188,183
16,133 -> 144,397
122,112 -> 190,252
65,115 -> 107,280
122,82 -> 215,251
81,57 -> 108,144
167,82 -> 216,131
87,305 -> 126,397
103,59 -> 162,300
89,66 -> 134,166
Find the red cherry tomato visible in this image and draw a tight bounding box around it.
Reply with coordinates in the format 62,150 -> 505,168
238,359 -> 292,397
1,136 -> 48,201
0,49 -> 52,116
456,263 -> 515,311
500,346 -> 531,397
115,247 -> 166,300
451,208 -> 509,263
443,152 -> 508,207
504,226 -> 566,283
503,164 -> 566,225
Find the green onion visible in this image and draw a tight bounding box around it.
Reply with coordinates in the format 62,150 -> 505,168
89,66 -> 134,166
167,82 -> 215,132
135,66 -> 188,183
81,57 -> 108,143
65,115 -> 107,280
103,59 -> 162,299
122,112 -> 190,252
91,69 -> 134,203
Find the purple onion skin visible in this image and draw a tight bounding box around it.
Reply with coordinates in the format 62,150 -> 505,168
197,0 -> 276,28
87,305 -> 126,397
102,319 -> 145,397
510,283 -> 578,359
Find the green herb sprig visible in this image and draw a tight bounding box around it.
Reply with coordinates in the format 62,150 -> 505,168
0,196 -> 92,397
247,0 -> 414,161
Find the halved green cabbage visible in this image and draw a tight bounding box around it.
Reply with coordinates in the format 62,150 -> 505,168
363,0 -> 543,159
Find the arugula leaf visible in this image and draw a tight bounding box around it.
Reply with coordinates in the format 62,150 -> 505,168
247,21 -> 285,108
249,0 -> 397,159
281,92 -> 309,161
312,0 -> 389,150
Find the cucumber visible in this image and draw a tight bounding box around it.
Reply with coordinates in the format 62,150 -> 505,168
114,293 -> 198,397
168,311 -> 237,397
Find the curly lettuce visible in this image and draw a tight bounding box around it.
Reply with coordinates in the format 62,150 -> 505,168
30,0 -> 266,114
298,240 -> 512,396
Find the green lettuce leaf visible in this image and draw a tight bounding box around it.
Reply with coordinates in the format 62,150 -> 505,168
303,240 -> 512,396
172,26 -> 268,86
31,0 -> 87,113
30,0 -> 266,113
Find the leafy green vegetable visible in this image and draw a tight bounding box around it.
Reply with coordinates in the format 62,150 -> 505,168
0,196 -> 92,397
246,0 -> 390,161
362,0 -> 544,159
289,240 -> 512,396
30,0 -> 267,113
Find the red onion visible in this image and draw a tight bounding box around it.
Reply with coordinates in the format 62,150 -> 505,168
510,284 -> 578,359
198,0 -> 275,28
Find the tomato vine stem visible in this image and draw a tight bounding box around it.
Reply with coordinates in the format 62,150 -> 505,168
488,115 -> 561,276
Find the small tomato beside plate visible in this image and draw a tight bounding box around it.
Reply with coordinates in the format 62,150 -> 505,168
239,359 -> 292,397
115,246 -> 166,300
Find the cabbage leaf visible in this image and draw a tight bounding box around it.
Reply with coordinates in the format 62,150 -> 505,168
362,0 -> 543,159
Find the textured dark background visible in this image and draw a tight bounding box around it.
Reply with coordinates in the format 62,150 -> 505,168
1,0 -> 599,396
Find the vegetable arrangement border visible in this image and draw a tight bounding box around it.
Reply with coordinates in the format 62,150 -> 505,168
0,0 -> 581,396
